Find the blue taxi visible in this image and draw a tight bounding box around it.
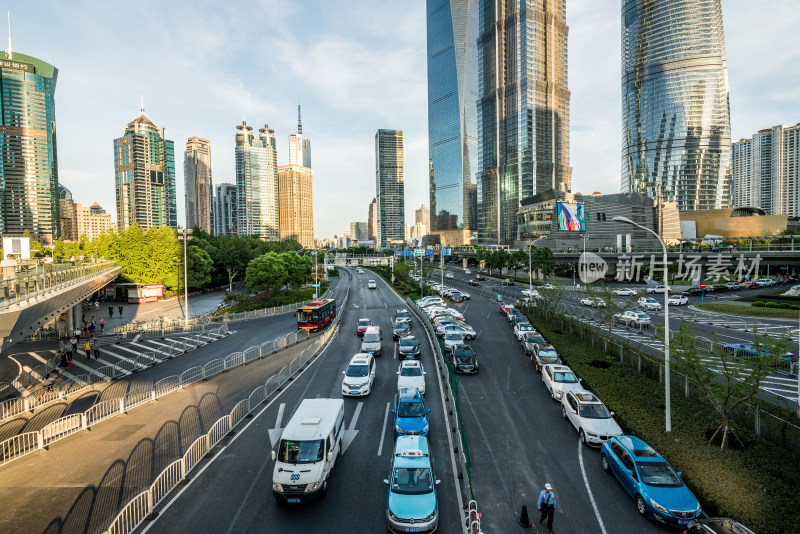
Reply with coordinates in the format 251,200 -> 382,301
392,388 -> 430,437
384,435 -> 440,533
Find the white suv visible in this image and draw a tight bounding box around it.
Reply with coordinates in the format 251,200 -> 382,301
637,297 -> 662,311
542,364 -> 582,402
396,360 -> 426,394
368,279 -> 377,289
341,354 -> 376,396
561,390 -> 623,447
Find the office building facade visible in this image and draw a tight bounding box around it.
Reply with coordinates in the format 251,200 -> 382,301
184,137 -> 213,232
235,121 -> 279,240
415,203 -> 430,229
368,197 -> 377,240
114,109 -> 177,230
621,0 -> 732,212
427,0 -> 479,240
476,0 -> 572,245
732,124 -> 800,217
0,51 -> 60,245
375,130 -> 405,248
351,221 -> 368,242
278,164 -> 314,248
213,182 -> 237,236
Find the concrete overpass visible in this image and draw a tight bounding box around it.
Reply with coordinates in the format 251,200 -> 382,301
0,260 -> 121,352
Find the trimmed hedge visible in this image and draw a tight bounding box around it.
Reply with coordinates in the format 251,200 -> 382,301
526,313 -> 800,534
694,302 -> 798,319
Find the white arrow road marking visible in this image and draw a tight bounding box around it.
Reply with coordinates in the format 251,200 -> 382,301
353,304 -> 359,308
341,401 -> 362,455
377,402 -> 390,456
268,403 -> 286,449
578,438 -> 608,534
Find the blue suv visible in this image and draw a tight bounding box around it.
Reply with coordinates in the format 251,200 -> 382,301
392,388 -> 430,437
600,435 -> 701,527
384,435 -> 439,533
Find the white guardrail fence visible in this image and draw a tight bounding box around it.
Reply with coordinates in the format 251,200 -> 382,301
100,290 -> 347,534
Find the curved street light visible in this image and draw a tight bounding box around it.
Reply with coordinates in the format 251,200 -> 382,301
612,215 -> 671,433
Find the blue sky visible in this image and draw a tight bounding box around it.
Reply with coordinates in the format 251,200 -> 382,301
8,0 -> 799,239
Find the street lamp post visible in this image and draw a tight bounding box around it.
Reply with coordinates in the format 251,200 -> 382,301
183,225 -> 189,328
613,215 -> 671,433
528,244 -> 533,295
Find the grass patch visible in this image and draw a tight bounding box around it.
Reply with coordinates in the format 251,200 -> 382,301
694,303 -> 798,320
739,291 -> 799,304
525,312 -> 800,534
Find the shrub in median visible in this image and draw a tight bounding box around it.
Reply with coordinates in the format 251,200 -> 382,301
526,313 -> 800,534
752,301 -> 765,307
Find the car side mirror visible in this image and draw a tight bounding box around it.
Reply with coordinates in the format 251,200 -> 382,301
390,409 -> 396,415
384,479 -> 390,485
572,409 -> 577,415
396,371 -> 400,375
271,451 -> 276,461
327,452 -> 333,462
677,471 -> 682,478
342,371 -> 346,375
610,411 -> 616,417
435,479 -> 441,485
423,371 -> 426,375
426,409 -> 431,414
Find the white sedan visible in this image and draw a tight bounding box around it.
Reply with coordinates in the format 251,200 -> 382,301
445,272 -> 454,279
646,284 -> 670,294
443,331 -> 465,352
514,323 -> 535,340
668,294 -> 689,306
341,354 -> 376,396
613,287 -> 638,296
396,360 -> 426,394
542,364 -> 583,402
637,297 -> 662,311
580,297 -> 606,308
368,279 -> 377,289
561,390 -> 623,447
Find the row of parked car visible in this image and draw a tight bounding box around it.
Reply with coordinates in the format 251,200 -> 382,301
504,300 -> 752,532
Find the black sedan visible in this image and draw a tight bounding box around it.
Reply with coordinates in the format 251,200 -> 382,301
392,321 -> 412,340
451,346 -> 479,374
397,335 -> 421,359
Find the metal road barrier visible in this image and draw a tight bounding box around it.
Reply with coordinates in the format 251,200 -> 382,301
103,288 -> 349,534
1,259 -> 118,309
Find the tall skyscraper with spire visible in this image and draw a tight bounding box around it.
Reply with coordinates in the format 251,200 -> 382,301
621,0 -> 732,211
114,105 -> 177,231
235,120 -> 279,240
476,0 -> 572,245
184,137 -> 213,232
0,24 -> 61,245
426,0 -> 478,245
288,105 -> 312,168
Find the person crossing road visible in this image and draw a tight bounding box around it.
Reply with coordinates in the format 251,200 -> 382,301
537,483 -> 557,532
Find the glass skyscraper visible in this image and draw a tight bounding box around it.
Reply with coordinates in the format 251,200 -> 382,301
235,120 -> 279,240
426,0 -> 478,240
184,136 -> 213,232
0,51 -> 60,245
114,109 -> 177,230
476,0 -> 572,245
621,0 -> 732,211
375,129 -> 405,249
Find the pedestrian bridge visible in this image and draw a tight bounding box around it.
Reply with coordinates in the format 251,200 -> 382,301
0,260 -> 121,352
324,253 -> 393,268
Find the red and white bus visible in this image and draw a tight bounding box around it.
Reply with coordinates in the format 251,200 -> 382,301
297,298 -> 337,331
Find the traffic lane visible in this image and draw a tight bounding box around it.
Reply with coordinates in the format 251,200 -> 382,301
147,271 -> 462,533
457,293 -> 663,533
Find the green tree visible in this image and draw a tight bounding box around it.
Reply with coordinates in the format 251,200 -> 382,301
246,251 -> 289,291
586,285 -> 636,340
510,249 -> 527,277
531,246 -> 556,282
187,244 -> 214,288
213,236 -> 252,291
284,253 -> 313,288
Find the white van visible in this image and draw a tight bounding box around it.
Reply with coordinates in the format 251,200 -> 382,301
272,398 -> 345,503
361,325 -> 383,356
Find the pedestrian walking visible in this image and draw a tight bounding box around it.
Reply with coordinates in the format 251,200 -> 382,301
108,306 -> 113,318
1,253 -> 17,297
59,349 -> 70,368
118,305 -> 123,317
83,339 -> 92,360
74,327 -> 81,341
64,339 -> 73,362
70,336 -> 78,361
537,483 -> 557,533
92,338 -> 100,360
99,317 -> 105,333
95,300 -> 99,311
88,321 -> 95,336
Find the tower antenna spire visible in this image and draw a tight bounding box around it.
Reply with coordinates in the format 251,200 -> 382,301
6,12 -> 12,59
297,104 -> 302,135
140,95 -> 144,113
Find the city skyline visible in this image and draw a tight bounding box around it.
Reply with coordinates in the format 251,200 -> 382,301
7,1 -> 799,241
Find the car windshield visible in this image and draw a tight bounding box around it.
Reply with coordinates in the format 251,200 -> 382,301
525,335 -> 545,344
518,324 -> 533,330
400,366 -> 422,377
397,312 -> 410,320
445,333 -> 462,341
578,403 -> 611,419
400,338 -> 418,348
358,320 -> 371,327
394,322 -> 407,330
455,355 -> 476,364
398,401 -> 425,418
363,334 -> 380,343
277,439 -> 324,464
539,350 -> 558,359
391,467 -> 433,495
298,311 -> 320,322
346,364 -> 369,377
636,461 -> 683,488
553,371 -> 578,383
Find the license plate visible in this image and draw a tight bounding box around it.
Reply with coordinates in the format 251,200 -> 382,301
677,520 -> 687,526
405,528 -> 420,533
462,369 -> 470,373
350,390 -> 359,395
287,498 -> 300,503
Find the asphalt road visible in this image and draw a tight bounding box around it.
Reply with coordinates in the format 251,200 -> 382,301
140,268 -> 464,534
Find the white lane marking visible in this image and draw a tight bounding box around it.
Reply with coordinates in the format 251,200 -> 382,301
394,342 -> 398,360
341,401 -> 362,455
267,403 -> 286,448
578,439 -> 608,534
224,448 -> 273,534
378,402 -> 390,456
140,325 -> 337,534
486,311 -> 491,319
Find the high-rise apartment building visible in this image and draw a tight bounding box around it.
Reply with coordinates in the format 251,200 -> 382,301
476,0 -> 571,245
0,49 -> 60,245
288,105 -> 312,168
375,130 -> 405,248
415,204 -> 430,229
59,183 -> 113,241
368,197 -> 377,240
427,0 -> 479,241
58,186 -> 77,241
235,121 -> 279,240
185,137 -> 213,232
732,124 -> 800,217
278,164 -> 314,248
621,0 -> 732,212
213,183 -> 237,236
114,108 -> 177,230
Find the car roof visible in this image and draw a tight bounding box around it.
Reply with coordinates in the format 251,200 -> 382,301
396,309 -> 409,313
349,354 -> 372,365
400,360 -> 421,368
615,435 -> 661,460
358,317 -> 371,322
398,387 -> 422,401
571,390 -> 600,403
364,326 -> 381,334
393,436 -> 431,468
400,335 -> 417,342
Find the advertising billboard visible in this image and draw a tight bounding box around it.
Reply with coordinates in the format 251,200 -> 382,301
557,202 -> 585,232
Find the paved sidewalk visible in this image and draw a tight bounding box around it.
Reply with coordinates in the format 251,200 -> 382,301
0,335 -> 316,534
